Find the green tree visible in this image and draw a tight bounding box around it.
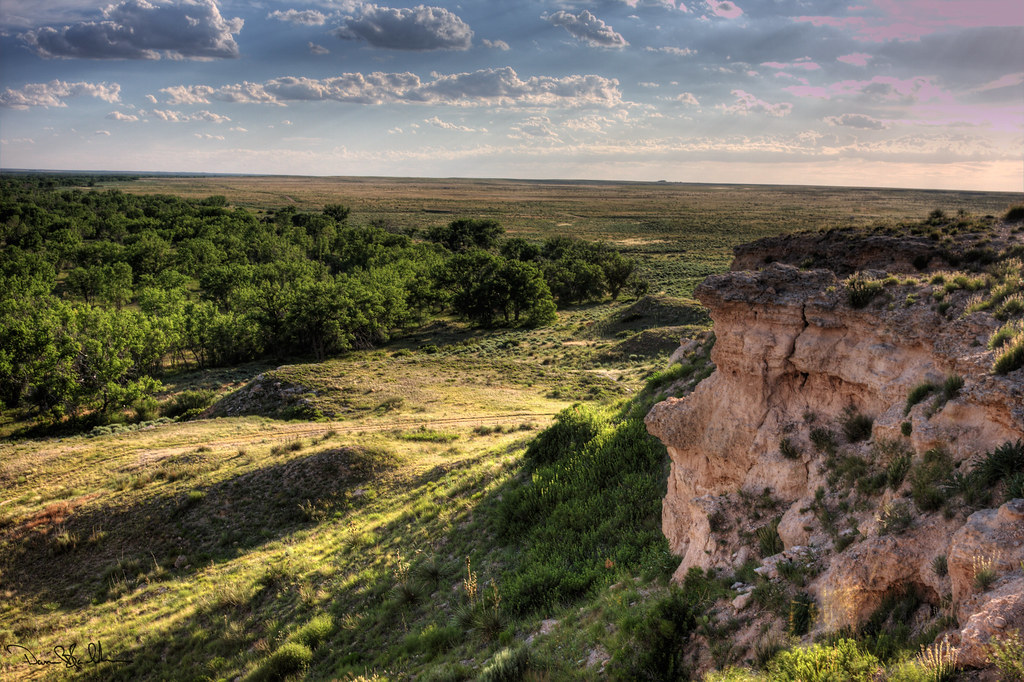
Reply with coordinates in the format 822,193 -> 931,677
427,218 -> 504,252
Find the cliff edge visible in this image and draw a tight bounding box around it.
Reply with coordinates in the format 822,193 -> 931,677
646,218 -> 1024,669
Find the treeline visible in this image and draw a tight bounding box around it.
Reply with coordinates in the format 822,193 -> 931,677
0,179 -> 645,421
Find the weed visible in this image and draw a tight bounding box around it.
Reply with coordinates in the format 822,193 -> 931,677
989,320 -> 1023,349
993,333 -> 1024,374
972,555 -> 998,591
877,501 -> 913,535
909,448 -> 953,512
779,437 -> 801,460
810,427 -> 837,454
258,641 -> 313,681
478,645 -> 532,682
1006,472 -> 1024,501
916,637 -> 959,682
842,407 -> 873,442
767,639 -> 879,681
846,275 -> 885,309
904,383 -> 936,415
886,453 -> 912,489
757,517 -> 784,557
986,630 -> 1024,681
931,555 -> 948,577
292,614 -> 333,648
976,439 -> 1024,486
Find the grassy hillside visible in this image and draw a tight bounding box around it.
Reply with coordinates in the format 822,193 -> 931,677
2,177 -> 1019,680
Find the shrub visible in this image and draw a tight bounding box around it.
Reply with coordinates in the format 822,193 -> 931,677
842,408 -> 874,442
1005,205 -> 1024,223
810,427 -> 837,453
607,581 -> 704,680
756,517 -> 784,557
846,275 -> 885,309
877,501 -> 914,535
292,614 -> 333,648
931,555 -> 948,577
976,440 -> 1024,486
901,421 -> 913,437
478,645 -> 531,682
909,448 -> 953,511
1006,472 -> 1024,501
993,334 -> 1024,374
886,453 -> 912,489
259,642 -> 313,681
163,389 -> 217,419
766,639 -> 879,681
987,630 -> 1024,681
972,555 -> 998,591
779,437 -> 801,460
989,320 -> 1023,350
521,404 -> 605,469
904,383 -> 936,415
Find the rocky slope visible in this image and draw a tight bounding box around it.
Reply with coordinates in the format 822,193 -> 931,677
646,226 -> 1024,669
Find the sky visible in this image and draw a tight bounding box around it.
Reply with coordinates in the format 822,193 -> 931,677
1,0 -> 1022,191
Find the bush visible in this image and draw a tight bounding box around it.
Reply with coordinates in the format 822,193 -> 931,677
987,630 -> 1024,681
766,639 -> 879,681
756,517 -> 784,557
993,334 -> 1024,374
478,645 -> 531,682
521,404 -> 606,469
1004,205 -> 1024,223
904,383 -> 936,415
877,501 -> 913,535
842,408 -> 873,442
810,427 -> 837,453
163,389 -> 217,419
259,642 -> 313,681
976,440 -> 1024,487
788,592 -> 817,636
607,580 -> 705,680
909,448 -> 953,511
291,614 -> 333,648
846,275 -> 885,309
779,437 -> 801,460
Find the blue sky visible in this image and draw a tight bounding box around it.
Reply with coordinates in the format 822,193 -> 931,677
1,0 -> 1022,190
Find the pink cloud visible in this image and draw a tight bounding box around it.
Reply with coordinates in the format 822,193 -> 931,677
720,89 -> 792,116
761,58 -> 820,71
796,0 -> 1024,42
837,53 -> 872,66
707,0 -> 743,19
785,76 -> 954,103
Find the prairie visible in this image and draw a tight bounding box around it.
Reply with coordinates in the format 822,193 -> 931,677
1,175 -> 1018,680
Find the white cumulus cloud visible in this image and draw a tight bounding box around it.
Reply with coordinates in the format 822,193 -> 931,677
545,10 -> 628,48
162,68 -> 624,108
0,80 -> 121,108
720,90 -> 792,117
23,0 -> 243,60
336,4 -> 473,51
268,9 -> 327,26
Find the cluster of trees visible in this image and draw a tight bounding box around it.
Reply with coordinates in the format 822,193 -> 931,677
0,179 -> 644,421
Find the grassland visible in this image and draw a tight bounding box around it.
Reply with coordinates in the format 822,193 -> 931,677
1,177 -> 1019,681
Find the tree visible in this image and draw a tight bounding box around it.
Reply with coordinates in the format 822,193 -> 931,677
601,251 -> 636,300
427,218 -> 504,252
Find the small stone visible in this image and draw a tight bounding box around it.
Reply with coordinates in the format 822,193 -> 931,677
174,555 -> 187,569
732,592 -> 753,610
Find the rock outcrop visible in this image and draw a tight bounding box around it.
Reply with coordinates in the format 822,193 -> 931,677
645,244 -> 1024,667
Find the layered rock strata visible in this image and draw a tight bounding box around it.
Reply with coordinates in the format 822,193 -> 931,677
645,261 -> 1024,657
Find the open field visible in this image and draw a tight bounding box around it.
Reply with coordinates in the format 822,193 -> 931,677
106,176 -> 1021,298
2,177 -> 1020,680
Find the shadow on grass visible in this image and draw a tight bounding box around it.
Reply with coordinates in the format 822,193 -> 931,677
1,446 -> 398,611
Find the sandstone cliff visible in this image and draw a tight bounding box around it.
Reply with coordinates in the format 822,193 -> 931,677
646,226 -> 1024,669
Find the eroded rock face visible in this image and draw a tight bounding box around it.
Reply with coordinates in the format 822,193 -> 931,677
645,263 -> 1024,632
949,500 -> 1024,622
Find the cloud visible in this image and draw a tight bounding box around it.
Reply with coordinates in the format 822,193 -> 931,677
424,116 -> 485,132
509,116 -> 560,139
482,39 -> 510,50
761,58 -> 820,71
268,9 -> 327,26
668,92 -> 700,106
784,76 -> 953,104
973,72 -> 1024,93
150,108 -> 230,122
545,10 -> 628,48
105,110 -> 138,121
94,130 -> 110,136
720,89 -> 792,116
825,113 -> 888,129
645,46 -> 696,56
162,68 -> 624,108
309,42 -> 330,55
706,0 -> 743,19
194,133 -> 224,140
837,53 -> 872,66
336,4 -> 472,51
0,80 -> 121,108
22,0 -> 243,60
795,0 -> 1022,42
